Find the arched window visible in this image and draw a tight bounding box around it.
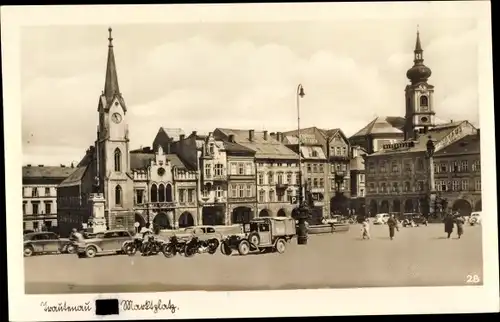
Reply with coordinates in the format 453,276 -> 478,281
158,184 -> 165,202
114,148 -> 121,172
166,184 -> 173,202
115,185 -> 122,206
420,95 -> 428,107
150,184 -> 158,203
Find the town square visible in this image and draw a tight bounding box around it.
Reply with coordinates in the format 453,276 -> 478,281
19,14 -> 485,293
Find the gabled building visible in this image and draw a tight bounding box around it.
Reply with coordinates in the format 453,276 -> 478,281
433,131 -> 481,216
214,128 -> 300,220
22,165 -> 77,232
172,131 -> 228,225
349,116 -> 406,154
152,127 -> 185,153
349,146 -> 367,216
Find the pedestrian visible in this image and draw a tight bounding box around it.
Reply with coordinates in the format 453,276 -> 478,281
456,215 -> 465,239
444,213 -> 454,239
387,214 -> 398,240
361,218 -> 370,240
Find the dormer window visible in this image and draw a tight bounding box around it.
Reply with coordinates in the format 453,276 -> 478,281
311,150 -> 318,157
209,143 -> 215,155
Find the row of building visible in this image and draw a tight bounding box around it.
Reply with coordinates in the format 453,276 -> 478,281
22,28 -> 482,235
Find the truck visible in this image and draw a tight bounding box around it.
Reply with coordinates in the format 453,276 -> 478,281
220,216 -> 296,256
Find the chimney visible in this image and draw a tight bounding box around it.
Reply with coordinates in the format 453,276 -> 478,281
249,129 -> 255,141
277,132 -> 283,142
191,131 -> 197,137
38,164 -> 44,167
27,164 -> 32,167
477,129 -> 480,138
179,134 -> 185,141
263,131 -> 268,140
228,134 -> 235,143
166,144 -> 171,154
60,164 -> 66,167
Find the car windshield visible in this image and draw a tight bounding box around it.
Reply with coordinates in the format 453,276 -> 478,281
184,227 -> 194,233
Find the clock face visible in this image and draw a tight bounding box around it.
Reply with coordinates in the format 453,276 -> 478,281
111,113 -> 122,124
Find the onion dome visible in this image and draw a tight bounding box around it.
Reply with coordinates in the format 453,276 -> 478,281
406,30 -> 432,84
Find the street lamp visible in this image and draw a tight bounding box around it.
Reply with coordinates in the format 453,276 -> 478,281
295,83 -> 309,246
425,136 -> 436,218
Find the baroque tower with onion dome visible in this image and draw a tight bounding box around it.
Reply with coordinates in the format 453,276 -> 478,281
404,29 -> 436,140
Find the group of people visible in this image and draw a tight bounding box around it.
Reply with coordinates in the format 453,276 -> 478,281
360,212 -> 467,240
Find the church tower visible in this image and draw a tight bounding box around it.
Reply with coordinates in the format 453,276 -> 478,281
96,28 -> 134,229
404,29 -> 435,140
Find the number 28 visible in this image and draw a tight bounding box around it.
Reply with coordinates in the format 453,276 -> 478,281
466,274 -> 480,283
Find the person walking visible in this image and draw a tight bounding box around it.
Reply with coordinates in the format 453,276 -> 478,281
387,214 -> 398,240
456,215 -> 465,239
361,218 -> 371,240
444,213 -> 455,239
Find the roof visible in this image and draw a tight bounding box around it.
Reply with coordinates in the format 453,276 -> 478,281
160,128 -> 185,141
299,146 -> 326,160
23,166 -> 77,179
215,128 -> 298,160
222,141 -> 256,155
129,153 -> 188,170
435,134 -> 480,156
58,166 -> 89,187
350,116 -> 405,138
370,122 -> 464,156
282,127 -> 328,146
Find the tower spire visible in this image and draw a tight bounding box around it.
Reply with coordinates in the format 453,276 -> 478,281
414,26 -> 423,63
104,27 -> 120,101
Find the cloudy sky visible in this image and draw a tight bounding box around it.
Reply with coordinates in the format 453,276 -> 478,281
21,17 -> 480,165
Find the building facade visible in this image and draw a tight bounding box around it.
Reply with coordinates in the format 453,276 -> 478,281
214,129 -> 300,219
171,131 -> 229,226
433,132 -> 481,216
22,165 -> 77,232
365,122 -> 478,217
349,146 -> 367,215
223,138 -> 257,224
282,129 -> 328,225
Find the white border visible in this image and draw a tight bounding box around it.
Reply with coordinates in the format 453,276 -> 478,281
2,2 -> 498,321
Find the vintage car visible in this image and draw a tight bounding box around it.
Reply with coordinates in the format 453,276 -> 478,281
220,216 -> 296,256
469,212 -> 482,225
75,229 -> 134,258
401,213 -> 428,227
23,232 -> 73,257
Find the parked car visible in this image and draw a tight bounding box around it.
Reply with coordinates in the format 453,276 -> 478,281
75,229 -> 134,258
221,216 -> 296,256
374,213 -> 390,225
23,229 -> 35,235
400,213 -> 427,227
469,212 -> 482,225
23,232 -> 73,257
182,225 -> 223,241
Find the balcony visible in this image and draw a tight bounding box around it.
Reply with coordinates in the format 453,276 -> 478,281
148,201 -> 177,208
212,174 -> 227,182
275,183 -> 288,190
329,155 -> 350,162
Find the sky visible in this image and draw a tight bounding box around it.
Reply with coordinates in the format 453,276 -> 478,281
21,18 -> 480,166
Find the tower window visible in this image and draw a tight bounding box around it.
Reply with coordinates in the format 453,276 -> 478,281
420,95 -> 428,107
115,185 -> 122,206
114,148 -> 121,172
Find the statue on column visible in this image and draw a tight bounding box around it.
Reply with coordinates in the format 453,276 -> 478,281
92,176 -> 100,193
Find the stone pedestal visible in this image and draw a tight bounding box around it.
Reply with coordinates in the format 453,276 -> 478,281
87,193 -> 107,233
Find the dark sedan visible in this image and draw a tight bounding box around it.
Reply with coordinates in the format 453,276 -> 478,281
23,232 -> 73,257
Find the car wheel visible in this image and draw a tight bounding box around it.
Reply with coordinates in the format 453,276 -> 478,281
77,253 -> 86,259
24,246 -> 34,257
237,240 -> 250,256
85,246 -> 97,258
275,239 -> 286,254
66,244 -> 76,254
162,244 -> 176,258
248,232 -> 260,246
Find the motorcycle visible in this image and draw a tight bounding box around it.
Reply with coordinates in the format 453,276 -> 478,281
140,236 -> 164,256
183,236 -> 220,258
124,237 -> 144,256
162,235 -> 187,258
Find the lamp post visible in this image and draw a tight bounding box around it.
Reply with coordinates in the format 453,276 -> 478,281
425,136 -> 436,218
295,84 -> 309,245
